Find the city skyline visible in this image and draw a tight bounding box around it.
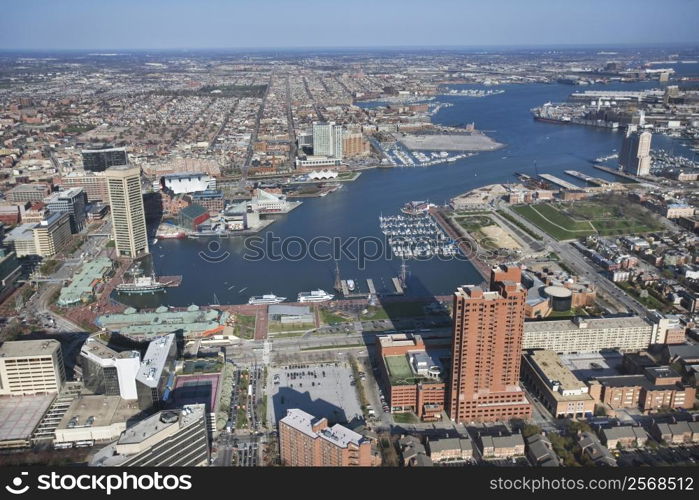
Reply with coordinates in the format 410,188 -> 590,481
2,0 -> 698,51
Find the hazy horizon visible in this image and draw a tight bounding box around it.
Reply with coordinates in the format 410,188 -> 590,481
2,0 -> 698,51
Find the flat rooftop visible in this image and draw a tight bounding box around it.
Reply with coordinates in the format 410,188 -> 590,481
0,394 -> 55,442
281,408 -> 364,449
560,351 -> 623,380
118,404 -> 204,446
135,334 -> 174,388
80,337 -> 138,362
57,395 -> 141,430
378,333 -> 422,349
96,307 -> 222,337
524,316 -> 651,333
0,339 -> 61,358
528,350 -> 584,390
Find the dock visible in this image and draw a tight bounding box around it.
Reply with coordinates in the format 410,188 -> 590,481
159,275 -> 183,288
391,277 -> 404,295
366,279 -> 376,295
538,173 -> 579,190
592,164 -> 641,182
340,280 -> 349,297
339,279 -> 365,298
564,170 -> 610,187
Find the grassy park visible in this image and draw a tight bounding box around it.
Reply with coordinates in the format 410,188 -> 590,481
513,197 -> 664,241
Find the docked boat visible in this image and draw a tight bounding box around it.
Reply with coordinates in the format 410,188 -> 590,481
400,201 -> 434,216
116,274 -> 166,295
297,289 -> 334,303
156,225 -> 187,239
248,294 -> 287,305
346,279 -> 356,292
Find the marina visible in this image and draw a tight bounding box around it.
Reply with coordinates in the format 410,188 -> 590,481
379,213 -> 459,259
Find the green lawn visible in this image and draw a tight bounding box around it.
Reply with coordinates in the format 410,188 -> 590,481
268,322 -> 315,333
385,355 -> 424,385
392,412 -> 419,424
362,302 -> 428,320
513,200 -> 664,241
320,308 -> 352,324
548,307 -> 588,318
233,314 -> 256,339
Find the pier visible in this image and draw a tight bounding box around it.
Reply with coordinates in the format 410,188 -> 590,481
564,170 -> 610,187
593,164 -> 641,182
537,173 -> 579,190
391,277 -> 404,295
159,275 -> 183,288
366,278 -> 376,295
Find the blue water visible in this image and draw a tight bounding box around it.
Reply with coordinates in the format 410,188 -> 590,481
135,81 -> 692,307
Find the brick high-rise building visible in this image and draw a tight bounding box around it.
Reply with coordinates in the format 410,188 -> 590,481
448,265 -> 532,423
279,409 -> 379,466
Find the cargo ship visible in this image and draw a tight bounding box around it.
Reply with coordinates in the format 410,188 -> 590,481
297,289 -> 334,303
531,104 -> 572,124
248,294 -> 286,305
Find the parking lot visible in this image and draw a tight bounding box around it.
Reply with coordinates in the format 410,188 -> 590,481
616,445 -> 699,466
267,361 -> 363,426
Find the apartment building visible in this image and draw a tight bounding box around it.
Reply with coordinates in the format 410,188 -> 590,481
448,266 -> 532,423
0,340 -> 66,396
523,316 -> 653,354
279,408 -> 379,466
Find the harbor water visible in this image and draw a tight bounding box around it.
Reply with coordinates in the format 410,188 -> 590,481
122,80 -> 693,307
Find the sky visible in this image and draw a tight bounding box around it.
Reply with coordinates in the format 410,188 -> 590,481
1,0 -> 698,51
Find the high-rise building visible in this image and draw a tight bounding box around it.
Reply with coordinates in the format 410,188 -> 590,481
44,187 -> 88,233
342,132 -> 370,157
78,337 -> 141,400
312,121 -> 344,159
279,408 -> 379,466
619,126 -> 652,176
81,147 -> 128,172
90,404 -> 209,467
134,334 -> 176,410
448,265 -> 532,423
5,212 -> 72,258
105,165 -> 149,258
0,339 -> 66,396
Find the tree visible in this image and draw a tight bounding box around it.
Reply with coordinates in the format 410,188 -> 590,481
522,424 -> 542,439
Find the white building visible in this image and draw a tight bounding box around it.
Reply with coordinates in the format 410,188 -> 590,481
79,337 -> 140,400
105,165 -> 149,258
312,122 -> 344,159
619,126 -> 652,176
161,173 -> 216,195
523,316 -> 653,354
0,340 -> 66,396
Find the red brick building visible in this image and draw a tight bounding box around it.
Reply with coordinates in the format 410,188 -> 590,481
278,409 -> 379,466
448,265 -> 532,423
377,333 -> 446,421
